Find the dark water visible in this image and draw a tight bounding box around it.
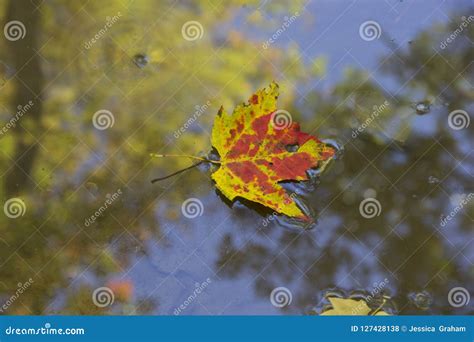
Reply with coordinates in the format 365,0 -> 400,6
0,0 -> 472,315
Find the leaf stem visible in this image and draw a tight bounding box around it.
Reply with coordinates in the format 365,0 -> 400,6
150,153 -> 221,164
151,161 -> 204,183
150,152 -> 221,183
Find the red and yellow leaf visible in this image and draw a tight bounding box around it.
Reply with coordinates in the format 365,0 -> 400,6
211,82 -> 335,220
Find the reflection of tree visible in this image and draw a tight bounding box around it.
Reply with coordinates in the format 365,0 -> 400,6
4,0 -> 44,196
215,14 -> 474,314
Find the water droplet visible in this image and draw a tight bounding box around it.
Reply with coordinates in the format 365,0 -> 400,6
408,291 -> 433,310
428,176 -> 440,184
133,54 -> 149,68
414,102 -> 431,115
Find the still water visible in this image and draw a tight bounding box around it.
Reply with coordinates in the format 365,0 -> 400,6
0,0 -> 472,315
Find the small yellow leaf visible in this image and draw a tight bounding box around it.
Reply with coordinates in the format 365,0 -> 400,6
321,296 -> 391,316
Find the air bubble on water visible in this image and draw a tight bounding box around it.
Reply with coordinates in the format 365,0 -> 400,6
428,176 -> 440,184
408,291 -> 433,310
133,53 -> 149,68
413,102 -> 431,115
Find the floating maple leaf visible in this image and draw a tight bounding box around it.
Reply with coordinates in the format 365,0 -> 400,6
210,82 -> 334,220
152,82 -> 335,220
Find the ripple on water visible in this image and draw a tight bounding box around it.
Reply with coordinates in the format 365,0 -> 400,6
273,139 -> 343,230
408,291 -> 433,310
